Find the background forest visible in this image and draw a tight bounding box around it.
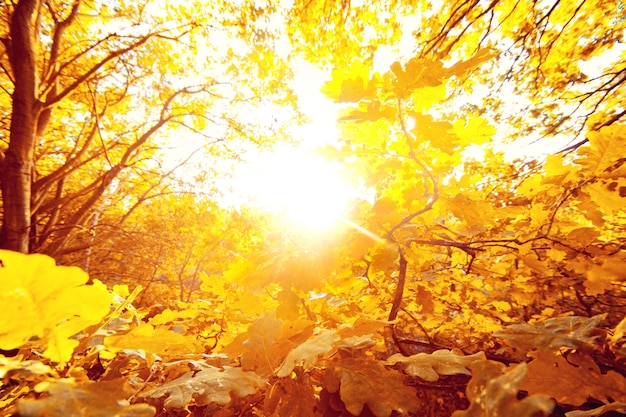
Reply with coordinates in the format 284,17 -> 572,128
1,0 -> 626,416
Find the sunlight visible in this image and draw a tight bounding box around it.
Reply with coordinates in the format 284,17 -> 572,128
225,60 -> 357,231
231,146 -> 355,229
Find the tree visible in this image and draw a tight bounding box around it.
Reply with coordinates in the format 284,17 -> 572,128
0,0 -> 295,254
2,1 -> 626,416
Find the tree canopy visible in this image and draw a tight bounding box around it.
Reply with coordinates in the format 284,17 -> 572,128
1,1 -> 626,417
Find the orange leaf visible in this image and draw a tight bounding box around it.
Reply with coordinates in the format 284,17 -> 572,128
324,357 -> 420,417
453,360 -> 554,417
141,367 -> 266,409
18,379 -> 155,417
522,351 -> 626,406
275,329 -> 339,377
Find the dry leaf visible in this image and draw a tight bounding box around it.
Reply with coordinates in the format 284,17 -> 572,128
275,329 -> 339,377
141,367 -> 265,409
325,357 -> 421,417
453,359 -> 554,417
522,351 -> 626,406
385,349 -> 485,382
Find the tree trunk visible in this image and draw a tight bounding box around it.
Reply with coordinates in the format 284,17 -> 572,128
0,0 -> 41,253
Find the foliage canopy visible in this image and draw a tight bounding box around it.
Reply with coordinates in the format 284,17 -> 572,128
1,0 -> 626,417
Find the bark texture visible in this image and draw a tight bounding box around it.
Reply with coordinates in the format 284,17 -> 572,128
1,0 -> 41,252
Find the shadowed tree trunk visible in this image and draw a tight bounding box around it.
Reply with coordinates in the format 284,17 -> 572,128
1,0 -> 41,253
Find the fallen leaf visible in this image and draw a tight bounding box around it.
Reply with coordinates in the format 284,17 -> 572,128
275,329 -> 339,377
521,351 -> 626,406
385,349 -> 486,382
264,377 -> 317,417
494,314 -> 606,352
141,367 -> 266,409
324,357 -> 420,417
18,379 -> 155,417
452,359 -> 554,417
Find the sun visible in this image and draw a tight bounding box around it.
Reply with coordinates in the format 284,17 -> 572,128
231,146 -> 355,230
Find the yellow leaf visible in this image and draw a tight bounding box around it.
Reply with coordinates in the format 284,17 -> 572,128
411,84 -> 447,112
325,357 -> 421,417
452,114 -> 496,146
585,177 -> 626,214
18,379 -> 155,417
104,324 -> 203,357
585,255 -> 626,296
112,284 -> 130,298
385,349 -> 485,382
275,329 -> 339,377
542,154 -> 574,184
576,124 -> 626,176
321,60 -> 374,102
141,368 -> 265,409
0,250 -> 112,363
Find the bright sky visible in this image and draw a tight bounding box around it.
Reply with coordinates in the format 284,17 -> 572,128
161,8 -> 626,233
226,61 -> 357,230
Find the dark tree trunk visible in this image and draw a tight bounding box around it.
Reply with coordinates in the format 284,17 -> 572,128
0,0 -> 42,253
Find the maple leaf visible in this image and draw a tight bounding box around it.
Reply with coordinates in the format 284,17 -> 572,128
521,351 -> 626,406
385,349 -> 486,382
275,329 -> 340,377
0,250 -> 112,363
17,379 -> 155,417
141,367 -> 266,409
494,314 -> 606,352
452,359 -> 554,417
324,357 -> 421,417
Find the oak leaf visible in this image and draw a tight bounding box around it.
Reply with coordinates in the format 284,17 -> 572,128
0,357 -> 52,379
141,367 -> 265,409
275,329 -> 339,377
575,124 -> 626,176
452,360 -> 554,417
385,349 -> 486,382
324,357 -> 420,417
0,250 -> 112,363
264,377 -> 317,417
104,324 -> 204,357
521,351 -> 626,406
18,379 -> 155,417
336,334 -> 378,351
494,314 -> 606,352
220,311 -> 314,377
585,178 -> 626,214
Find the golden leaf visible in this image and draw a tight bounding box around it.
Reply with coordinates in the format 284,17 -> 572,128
18,379 -> 155,417
141,367 -> 265,409
385,349 -> 486,382
104,324 -> 204,357
0,250 -> 112,363
453,360 -> 554,417
325,357 -> 421,417
522,351 -> 626,406
275,329 -> 339,377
